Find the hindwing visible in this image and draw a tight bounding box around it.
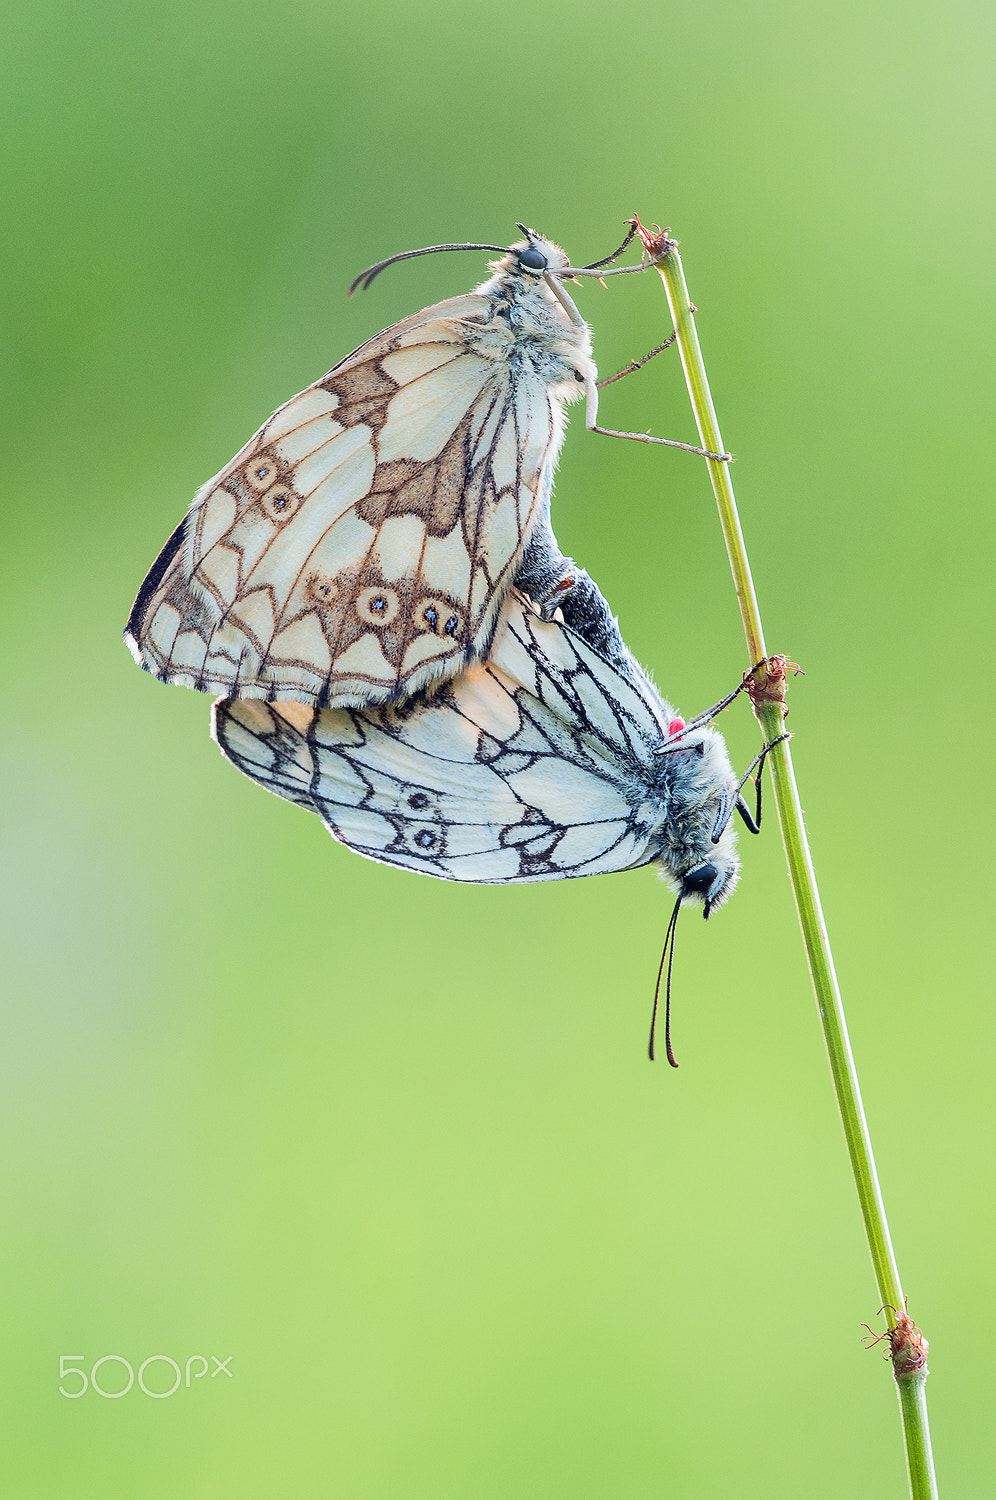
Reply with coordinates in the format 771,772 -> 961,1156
212,594 -> 670,882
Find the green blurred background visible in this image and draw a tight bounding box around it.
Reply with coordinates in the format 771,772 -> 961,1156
3,0 -> 992,1493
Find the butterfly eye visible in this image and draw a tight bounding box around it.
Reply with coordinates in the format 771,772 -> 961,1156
517,246 -> 548,272
681,862 -> 721,901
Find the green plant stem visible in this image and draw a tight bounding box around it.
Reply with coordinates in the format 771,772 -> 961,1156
650,238 -> 937,1500
899,1372 -> 936,1498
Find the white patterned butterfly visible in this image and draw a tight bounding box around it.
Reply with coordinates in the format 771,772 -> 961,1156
126,223 -> 726,710
212,587 -> 776,1061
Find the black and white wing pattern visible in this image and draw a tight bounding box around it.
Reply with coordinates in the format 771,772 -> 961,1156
212,591 -> 742,903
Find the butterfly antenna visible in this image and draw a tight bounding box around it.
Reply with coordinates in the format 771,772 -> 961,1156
582,220 -> 640,270
649,893 -> 683,1066
712,733 -> 792,842
349,240 -> 509,295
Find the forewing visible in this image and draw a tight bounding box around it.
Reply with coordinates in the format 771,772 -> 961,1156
212,594 -> 668,883
127,292 -> 561,707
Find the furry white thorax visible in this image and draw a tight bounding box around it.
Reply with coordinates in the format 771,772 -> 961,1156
652,726 -> 740,909
469,236 -> 597,407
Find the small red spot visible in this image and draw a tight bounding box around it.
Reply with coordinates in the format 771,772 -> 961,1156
667,718 -> 685,735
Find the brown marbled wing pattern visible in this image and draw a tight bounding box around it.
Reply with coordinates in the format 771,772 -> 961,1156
126,292 -> 560,709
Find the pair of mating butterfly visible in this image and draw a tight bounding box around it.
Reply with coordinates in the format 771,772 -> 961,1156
126,221 -> 776,1061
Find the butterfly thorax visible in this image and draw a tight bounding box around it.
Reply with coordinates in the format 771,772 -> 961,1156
471,253 -> 595,395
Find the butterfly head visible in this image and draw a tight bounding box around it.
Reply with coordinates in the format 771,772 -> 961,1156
348,228 -> 573,296
678,855 -> 736,918
347,223 -> 653,299
657,725 -> 741,919
508,226 -> 572,279
649,725 -> 741,1066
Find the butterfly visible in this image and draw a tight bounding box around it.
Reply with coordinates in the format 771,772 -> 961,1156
125,223 -> 727,712
127,229 -> 603,709
212,586 -> 774,1059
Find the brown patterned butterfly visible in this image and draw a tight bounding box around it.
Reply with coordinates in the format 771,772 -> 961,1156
125,223 -> 724,709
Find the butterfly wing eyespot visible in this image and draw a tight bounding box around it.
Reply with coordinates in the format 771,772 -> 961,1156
356,586 -> 401,626
245,457 -> 281,490
305,572 -> 339,606
127,265 -> 594,709
417,596 -> 464,638
259,485 -> 301,523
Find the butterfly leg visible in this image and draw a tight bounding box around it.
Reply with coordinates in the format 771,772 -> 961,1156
589,422 -> 732,462
595,334 -> 677,391
580,372 -> 729,461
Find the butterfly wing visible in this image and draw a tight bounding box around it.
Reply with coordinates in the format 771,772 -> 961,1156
212,593 -> 673,882
127,291 -> 575,708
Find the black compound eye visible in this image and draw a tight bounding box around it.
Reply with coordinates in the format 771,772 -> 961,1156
682,862 -> 719,899
517,246 -> 548,271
